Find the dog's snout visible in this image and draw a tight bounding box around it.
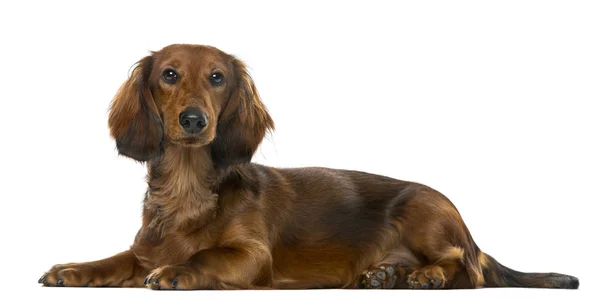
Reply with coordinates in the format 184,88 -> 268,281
179,108 -> 208,134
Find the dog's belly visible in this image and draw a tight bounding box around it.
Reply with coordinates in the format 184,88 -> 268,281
270,205 -> 420,289
271,243 -> 361,288
271,241 -> 420,289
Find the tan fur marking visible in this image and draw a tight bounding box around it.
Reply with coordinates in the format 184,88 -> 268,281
478,251 -> 489,268
436,246 -> 465,263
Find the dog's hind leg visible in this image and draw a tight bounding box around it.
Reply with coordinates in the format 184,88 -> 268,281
392,186 -> 485,289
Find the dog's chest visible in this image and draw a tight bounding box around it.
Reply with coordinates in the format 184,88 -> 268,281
132,194 -> 220,269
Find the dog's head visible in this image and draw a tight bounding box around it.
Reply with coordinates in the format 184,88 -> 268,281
108,44 -> 274,167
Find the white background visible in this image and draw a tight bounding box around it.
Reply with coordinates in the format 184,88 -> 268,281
1,0 -> 598,302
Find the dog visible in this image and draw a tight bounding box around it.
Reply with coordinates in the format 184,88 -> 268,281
39,44 -> 579,290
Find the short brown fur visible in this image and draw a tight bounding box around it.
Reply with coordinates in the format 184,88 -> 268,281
39,44 -> 578,290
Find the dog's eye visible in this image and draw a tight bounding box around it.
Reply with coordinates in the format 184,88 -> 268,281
162,69 -> 179,84
210,72 -> 224,86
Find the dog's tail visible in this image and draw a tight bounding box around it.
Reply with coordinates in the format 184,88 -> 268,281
480,252 -> 579,289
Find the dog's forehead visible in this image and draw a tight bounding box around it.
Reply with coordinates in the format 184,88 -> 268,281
155,44 -> 229,72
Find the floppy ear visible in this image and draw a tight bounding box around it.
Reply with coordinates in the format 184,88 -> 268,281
108,56 -> 163,162
210,58 -> 274,168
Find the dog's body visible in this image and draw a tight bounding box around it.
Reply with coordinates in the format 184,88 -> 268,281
39,44 -> 578,290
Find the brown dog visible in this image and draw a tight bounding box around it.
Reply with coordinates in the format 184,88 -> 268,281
39,44 -> 578,290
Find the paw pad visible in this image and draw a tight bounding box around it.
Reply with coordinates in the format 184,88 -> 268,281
360,264 -> 398,289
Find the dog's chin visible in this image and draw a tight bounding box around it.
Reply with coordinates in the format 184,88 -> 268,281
171,136 -> 213,148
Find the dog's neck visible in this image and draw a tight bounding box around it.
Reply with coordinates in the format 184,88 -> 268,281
144,143 -> 218,234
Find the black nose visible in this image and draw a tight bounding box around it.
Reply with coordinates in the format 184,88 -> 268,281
179,108 -> 208,134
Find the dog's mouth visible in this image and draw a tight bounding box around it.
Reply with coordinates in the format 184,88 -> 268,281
167,123 -> 216,147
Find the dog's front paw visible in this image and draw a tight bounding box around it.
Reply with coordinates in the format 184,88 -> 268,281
39,263 -> 95,287
144,265 -> 205,290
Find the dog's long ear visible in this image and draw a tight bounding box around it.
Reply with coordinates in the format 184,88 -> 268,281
108,56 -> 163,162
210,58 -> 274,168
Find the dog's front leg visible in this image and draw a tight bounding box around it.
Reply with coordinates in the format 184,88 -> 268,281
39,250 -> 148,287
144,244 -> 272,290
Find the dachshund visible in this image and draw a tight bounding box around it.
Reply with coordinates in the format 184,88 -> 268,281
39,44 -> 579,290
